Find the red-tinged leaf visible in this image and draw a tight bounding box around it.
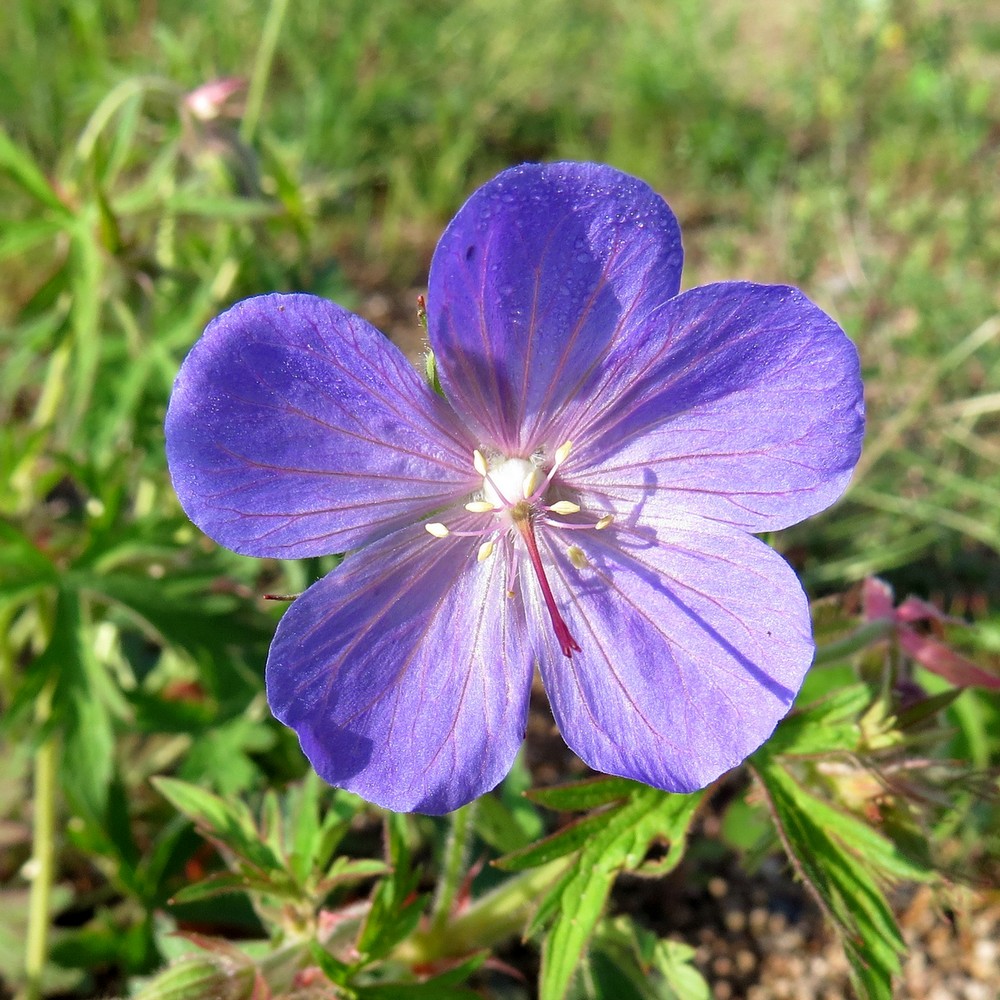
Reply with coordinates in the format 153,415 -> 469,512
905,634 -> 1000,690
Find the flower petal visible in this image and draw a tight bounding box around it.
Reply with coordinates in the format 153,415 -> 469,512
427,162 -> 683,454
565,282 -> 864,531
534,517 -> 814,791
165,293 -> 478,558
266,522 -> 533,814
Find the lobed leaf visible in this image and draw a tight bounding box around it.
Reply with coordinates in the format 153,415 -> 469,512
751,757 -> 914,1000
526,775 -> 639,812
151,777 -> 282,876
538,786 -> 703,1000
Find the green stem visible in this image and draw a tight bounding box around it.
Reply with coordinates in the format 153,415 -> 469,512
22,683 -> 57,1000
397,857 -> 571,964
812,619 -> 894,666
429,802 -> 476,937
240,0 -> 291,144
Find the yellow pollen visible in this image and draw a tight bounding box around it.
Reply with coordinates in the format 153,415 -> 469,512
554,440 -> 573,465
473,449 -> 489,477
549,500 -> 580,515
425,522 -> 450,538
568,544 -> 589,569
595,514 -> 614,530
465,500 -> 495,513
477,540 -> 494,562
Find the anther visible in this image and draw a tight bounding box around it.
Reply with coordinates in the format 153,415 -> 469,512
473,449 -> 489,477
554,440 -> 573,466
595,514 -> 614,530
477,540 -> 494,562
567,545 -> 589,569
465,500 -> 495,513
522,466 -> 542,499
425,522 -> 450,538
549,501 -> 581,516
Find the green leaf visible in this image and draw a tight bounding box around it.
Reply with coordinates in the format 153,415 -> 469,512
0,520 -> 58,602
751,757 -> 915,1000
764,684 -> 872,756
151,776 -> 282,876
527,776 -> 638,812
0,126 -> 72,216
168,873 -> 255,905
357,877 -> 425,964
650,938 -> 712,1000
357,813 -> 425,963
472,793 -> 536,854
0,218 -> 63,261
307,938 -> 351,986
574,917 -> 711,1000
42,588 -> 115,828
494,809 -> 621,873
789,789 -> 931,883
180,716 -> 274,796
538,786 -> 703,1000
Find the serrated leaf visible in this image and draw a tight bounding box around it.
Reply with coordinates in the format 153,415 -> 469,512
751,758 -> 908,1000
576,916 -> 710,1000
527,776 -> 638,812
539,787 -> 703,1000
494,809 -> 618,873
151,777 -> 282,876
791,789 -> 931,883
169,872 -> 256,905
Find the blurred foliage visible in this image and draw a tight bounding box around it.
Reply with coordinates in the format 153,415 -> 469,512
1,0 -> 998,996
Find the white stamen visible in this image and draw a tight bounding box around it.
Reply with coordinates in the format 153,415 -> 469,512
478,540 -> 495,562
554,440 -> 573,466
549,500 -> 581,515
425,522 -> 450,538
473,449 -> 489,477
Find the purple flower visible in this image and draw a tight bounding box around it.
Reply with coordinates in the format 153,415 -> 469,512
165,162 -> 864,814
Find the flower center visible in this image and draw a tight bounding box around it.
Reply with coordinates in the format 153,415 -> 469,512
482,457 -> 537,508
424,441 -> 612,659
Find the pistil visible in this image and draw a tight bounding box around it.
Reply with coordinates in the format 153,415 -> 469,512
512,504 -> 580,658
